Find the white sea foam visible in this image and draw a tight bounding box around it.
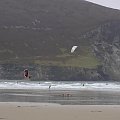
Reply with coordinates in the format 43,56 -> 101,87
0,80 -> 120,91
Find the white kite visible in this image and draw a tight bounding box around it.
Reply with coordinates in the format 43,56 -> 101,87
71,46 -> 78,53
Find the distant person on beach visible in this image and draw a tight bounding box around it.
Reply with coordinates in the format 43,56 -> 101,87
49,85 -> 51,90
24,69 -> 31,79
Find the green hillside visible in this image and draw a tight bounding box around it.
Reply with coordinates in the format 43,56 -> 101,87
0,0 -> 120,67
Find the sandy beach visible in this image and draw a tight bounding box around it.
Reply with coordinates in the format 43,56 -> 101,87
0,83 -> 120,120
0,102 -> 120,120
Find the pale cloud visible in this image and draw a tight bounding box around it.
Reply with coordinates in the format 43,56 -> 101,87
86,0 -> 120,10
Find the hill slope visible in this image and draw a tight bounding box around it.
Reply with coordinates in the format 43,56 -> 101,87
1,0 -> 120,80
0,0 -> 120,62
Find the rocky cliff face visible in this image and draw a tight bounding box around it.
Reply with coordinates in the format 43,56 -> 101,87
89,21 -> 120,80
0,63 -> 107,81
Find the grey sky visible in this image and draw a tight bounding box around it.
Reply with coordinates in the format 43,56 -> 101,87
86,0 -> 120,10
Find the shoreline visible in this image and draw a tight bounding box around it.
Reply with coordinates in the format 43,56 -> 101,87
0,102 -> 120,120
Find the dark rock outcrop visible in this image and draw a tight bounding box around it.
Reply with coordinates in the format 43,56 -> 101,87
88,21 -> 120,80
0,63 -> 109,81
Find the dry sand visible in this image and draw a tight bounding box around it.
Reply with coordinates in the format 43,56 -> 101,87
0,102 -> 120,120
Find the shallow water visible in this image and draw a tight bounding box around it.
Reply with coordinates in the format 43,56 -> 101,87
0,80 -> 120,91
0,89 -> 120,105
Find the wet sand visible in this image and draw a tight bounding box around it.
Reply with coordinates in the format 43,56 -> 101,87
0,89 -> 120,105
0,102 -> 120,120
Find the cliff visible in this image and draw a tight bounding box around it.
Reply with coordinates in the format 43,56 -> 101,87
90,21 -> 120,80
0,63 -> 108,81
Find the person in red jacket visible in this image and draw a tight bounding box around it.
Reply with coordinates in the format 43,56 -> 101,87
24,69 -> 30,79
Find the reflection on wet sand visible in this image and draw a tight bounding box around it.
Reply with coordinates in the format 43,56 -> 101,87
0,89 -> 120,105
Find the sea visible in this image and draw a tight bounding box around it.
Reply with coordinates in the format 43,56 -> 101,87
0,80 -> 120,91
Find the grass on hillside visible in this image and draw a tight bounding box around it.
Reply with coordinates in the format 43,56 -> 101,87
34,47 -> 101,68
0,45 -> 101,68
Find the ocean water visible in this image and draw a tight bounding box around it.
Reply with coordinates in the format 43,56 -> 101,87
0,80 -> 120,91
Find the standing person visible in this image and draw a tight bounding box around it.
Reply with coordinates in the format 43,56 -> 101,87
24,69 -> 30,79
49,85 -> 51,90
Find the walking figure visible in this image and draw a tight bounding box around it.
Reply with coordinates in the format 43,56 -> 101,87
49,85 -> 51,90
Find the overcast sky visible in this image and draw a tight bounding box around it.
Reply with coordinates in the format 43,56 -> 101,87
86,0 -> 120,10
